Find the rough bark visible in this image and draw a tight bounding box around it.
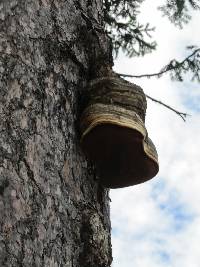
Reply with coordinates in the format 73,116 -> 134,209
0,0 -> 112,266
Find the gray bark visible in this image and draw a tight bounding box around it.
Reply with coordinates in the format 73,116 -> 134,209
0,0 -> 112,266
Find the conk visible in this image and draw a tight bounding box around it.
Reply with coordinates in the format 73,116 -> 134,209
80,73 -> 159,188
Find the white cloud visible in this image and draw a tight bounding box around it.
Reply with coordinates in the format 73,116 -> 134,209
111,2 -> 200,267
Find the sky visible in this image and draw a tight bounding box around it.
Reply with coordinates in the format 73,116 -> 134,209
110,1 -> 200,267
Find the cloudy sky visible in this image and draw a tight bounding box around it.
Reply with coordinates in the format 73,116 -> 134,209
110,1 -> 200,266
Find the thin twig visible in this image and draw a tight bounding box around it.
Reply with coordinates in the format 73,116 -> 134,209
118,70 -> 170,79
118,48 -> 200,79
145,94 -> 189,121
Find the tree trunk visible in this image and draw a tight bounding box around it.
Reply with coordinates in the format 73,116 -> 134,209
0,1 -> 112,266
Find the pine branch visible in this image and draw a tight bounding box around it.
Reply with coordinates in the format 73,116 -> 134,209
118,47 -> 200,80
104,0 -> 156,57
145,94 -> 189,121
158,0 -> 200,28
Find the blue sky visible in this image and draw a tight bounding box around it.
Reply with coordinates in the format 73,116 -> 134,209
110,1 -> 200,266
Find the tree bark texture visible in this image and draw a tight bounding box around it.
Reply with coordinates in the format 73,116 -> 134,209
0,1 -> 112,266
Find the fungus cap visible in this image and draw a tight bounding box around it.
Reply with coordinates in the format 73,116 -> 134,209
80,76 -> 159,188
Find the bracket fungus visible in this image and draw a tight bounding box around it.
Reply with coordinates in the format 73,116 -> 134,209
80,73 -> 159,188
